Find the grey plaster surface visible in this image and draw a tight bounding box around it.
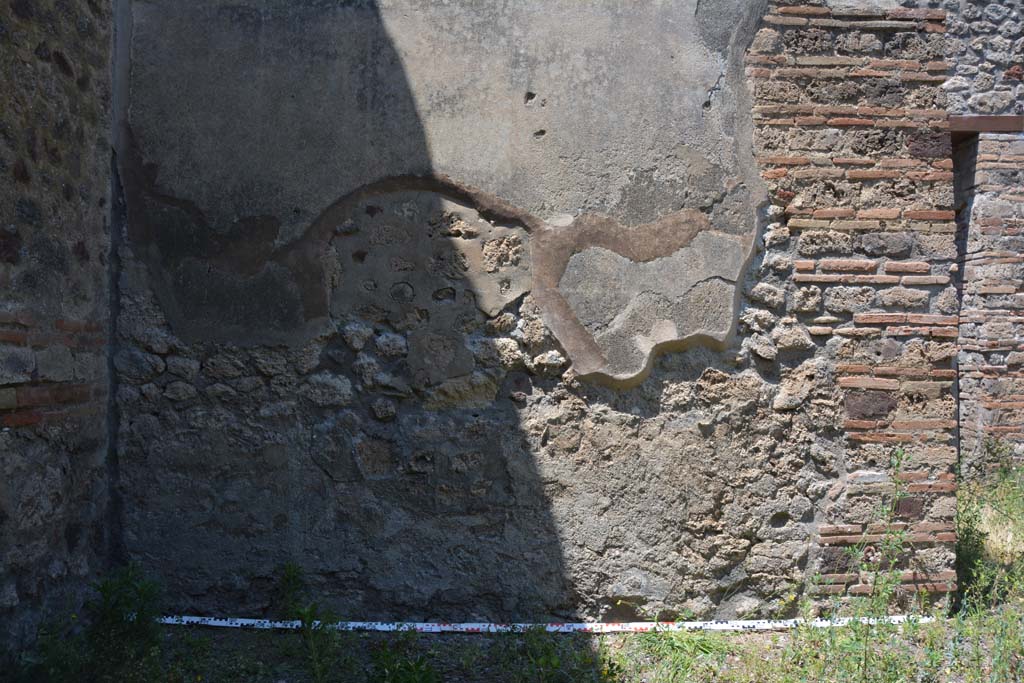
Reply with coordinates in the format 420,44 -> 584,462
123,0 -> 767,380
559,232 -> 748,380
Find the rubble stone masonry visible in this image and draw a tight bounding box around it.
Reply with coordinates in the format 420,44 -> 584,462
0,0 -> 114,647
945,0 -> 1024,115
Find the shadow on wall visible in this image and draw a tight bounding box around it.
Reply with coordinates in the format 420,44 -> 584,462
117,0 -> 574,621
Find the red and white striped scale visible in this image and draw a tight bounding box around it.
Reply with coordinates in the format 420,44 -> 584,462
159,614 -> 934,634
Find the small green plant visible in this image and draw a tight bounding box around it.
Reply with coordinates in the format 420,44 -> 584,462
520,627 -> 566,683
371,630 -> 441,683
88,563 -> 163,663
294,602 -> 347,683
272,562 -> 357,683
494,627 -> 615,683
275,561 -> 307,619
635,627 -> 730,682
12,564 -> 165,683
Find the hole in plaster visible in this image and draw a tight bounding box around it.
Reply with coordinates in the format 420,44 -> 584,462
433,287 -> 455,301
389,282 -> 414,302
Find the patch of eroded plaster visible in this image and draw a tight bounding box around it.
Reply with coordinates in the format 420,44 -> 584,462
559,233 -> 748,380
530,210 -> 757,384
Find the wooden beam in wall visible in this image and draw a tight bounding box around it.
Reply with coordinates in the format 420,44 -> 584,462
949,115 -> 1024,133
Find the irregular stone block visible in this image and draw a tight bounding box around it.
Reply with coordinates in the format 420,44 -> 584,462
301,372 -> 353,407
0,346 -> 35,386
113,348 -> 164,384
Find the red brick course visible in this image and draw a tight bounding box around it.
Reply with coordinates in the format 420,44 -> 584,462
752,2 -> 957,598
958,134 -> 1024,470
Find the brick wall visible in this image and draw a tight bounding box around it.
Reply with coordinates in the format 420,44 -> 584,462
0,0 -> 113,648
748,2 -> 959,598
958,131 -> 1024,474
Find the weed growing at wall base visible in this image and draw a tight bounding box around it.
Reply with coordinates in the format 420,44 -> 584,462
957,440 -> 1024,612
7,564 -> 164,683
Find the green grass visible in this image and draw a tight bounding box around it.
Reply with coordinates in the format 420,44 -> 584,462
957,443 -> 1024,612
